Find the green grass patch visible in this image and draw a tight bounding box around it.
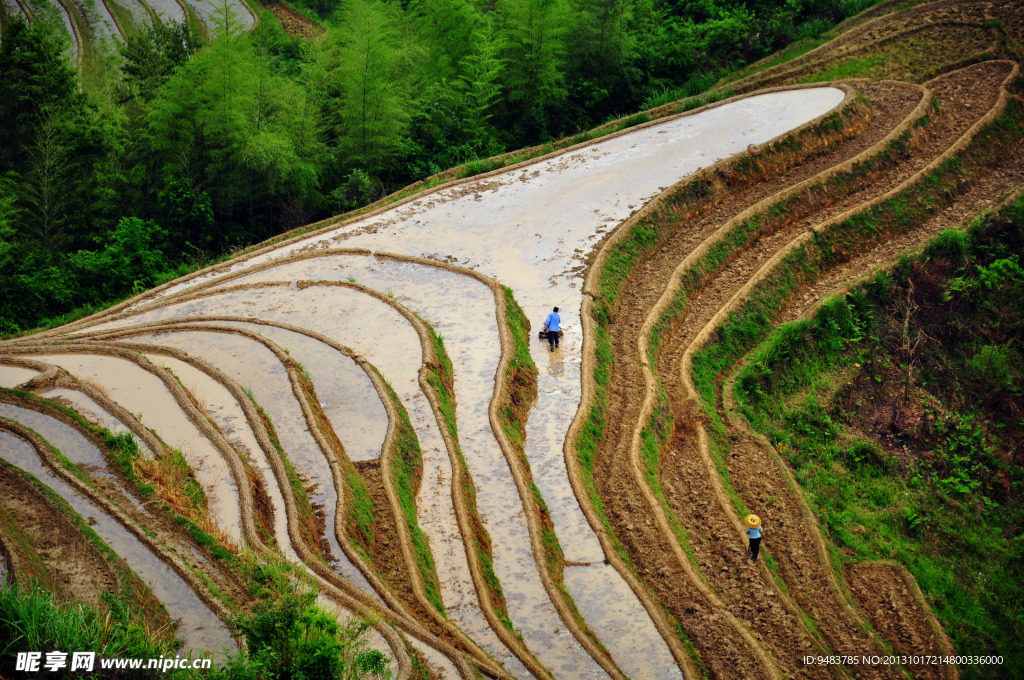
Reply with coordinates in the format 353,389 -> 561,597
691,103 -> 1024,680
801,53 -> 887,81
421,325 -> 513,630
374,371 -> 445,617
0,581 -> 176,669
244,389 -> 331,564
0,456 -> 176,643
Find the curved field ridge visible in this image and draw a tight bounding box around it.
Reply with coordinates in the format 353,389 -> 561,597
21,0 -> 256,60
5,2 -> 1019,675
0,423 -> 236,654
29,87 -> 847,677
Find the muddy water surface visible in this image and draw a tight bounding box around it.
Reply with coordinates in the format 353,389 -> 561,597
157,88 -> 846,305
0,430 -> 234,654
191,321 -> 388,463
147,88 -> 844,561
40,388 -> 154,457
216,253 -> 678,676
1,0 -> 25,18
69,0 -> 120,43
565,563 -> 684,680
409,637 -> 460,679
205,261 -> 538,675
25,353 -> 243,544
0,365 -> 38,389
115,0 -> 149,26
143,353 -> 299,563
106,87 -> 846,677
123,330 -> 375,596
186,0 -> 255,31
0,403 -> 112,478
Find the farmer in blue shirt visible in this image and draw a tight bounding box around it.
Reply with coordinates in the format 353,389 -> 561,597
544,307 -> 561,351
745,514 -> 762,562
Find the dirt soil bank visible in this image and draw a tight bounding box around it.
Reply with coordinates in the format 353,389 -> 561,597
589,78 -> 924,680
846,562 -> 957,680
590,56 -> 1015,680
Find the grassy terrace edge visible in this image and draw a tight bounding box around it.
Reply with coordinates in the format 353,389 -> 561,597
0,388 -> 248,589
730,190 -> 1024,677
572,89 -> 875,673
679,88 -> 1024,669
629,87 -> 943,597
496,286 -> 612,657
422,322 -> 517,636
374,371 -> 445,617
0,453 -> 175,648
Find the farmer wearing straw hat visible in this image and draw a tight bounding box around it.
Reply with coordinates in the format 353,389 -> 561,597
745,514 -> 762,562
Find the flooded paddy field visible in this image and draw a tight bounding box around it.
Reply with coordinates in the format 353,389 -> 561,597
118,328 -> 378,596
41,387 -> 154,456
16,352 -> 244,545
0,428 -> 235,654
5,81 -> 899,678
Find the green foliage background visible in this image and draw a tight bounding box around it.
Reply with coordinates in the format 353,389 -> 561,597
0,0 -> 878,334
734,195 -> 1024,678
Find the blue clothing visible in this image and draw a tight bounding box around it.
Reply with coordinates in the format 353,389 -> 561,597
545,312 -> 561,333
746,526 -> 761,539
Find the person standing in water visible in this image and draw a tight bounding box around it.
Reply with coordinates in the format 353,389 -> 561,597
544,307 -> 561,351
746,514 -> 762,562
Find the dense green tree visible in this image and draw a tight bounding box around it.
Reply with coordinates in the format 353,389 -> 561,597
19,114 -> 73,253
402,0 -> 504,176
147,8 -> 320,235
0,188 -> 16,272
226,590 -> 391,680
330,0 -> 417,175
494,0 -> 571,141
0,16 -> 108,253
0,0 -> 886,334
0,18 -> 79,174
118,17 -> 203,103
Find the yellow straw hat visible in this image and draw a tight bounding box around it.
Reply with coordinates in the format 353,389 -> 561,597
745,514 -> 761,529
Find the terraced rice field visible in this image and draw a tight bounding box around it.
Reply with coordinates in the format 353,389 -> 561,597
3,0 -> 1024,677
0,0 -> 254,63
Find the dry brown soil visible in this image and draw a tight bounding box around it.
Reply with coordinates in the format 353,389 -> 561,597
590,79 -> 923,680
353,459 -> 429,620
650,60 -> 1012,680
846,563 -> 956,680
590,32 -> 1016,677
265,2 -> 323,39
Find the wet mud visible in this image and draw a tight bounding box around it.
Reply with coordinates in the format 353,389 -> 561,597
25,353 -> 244,544
0,364 -> 38,389
0,429 -> 234,653
141,353 -> 297,563
193,320 -> 388,464
121,330 -> 376,596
